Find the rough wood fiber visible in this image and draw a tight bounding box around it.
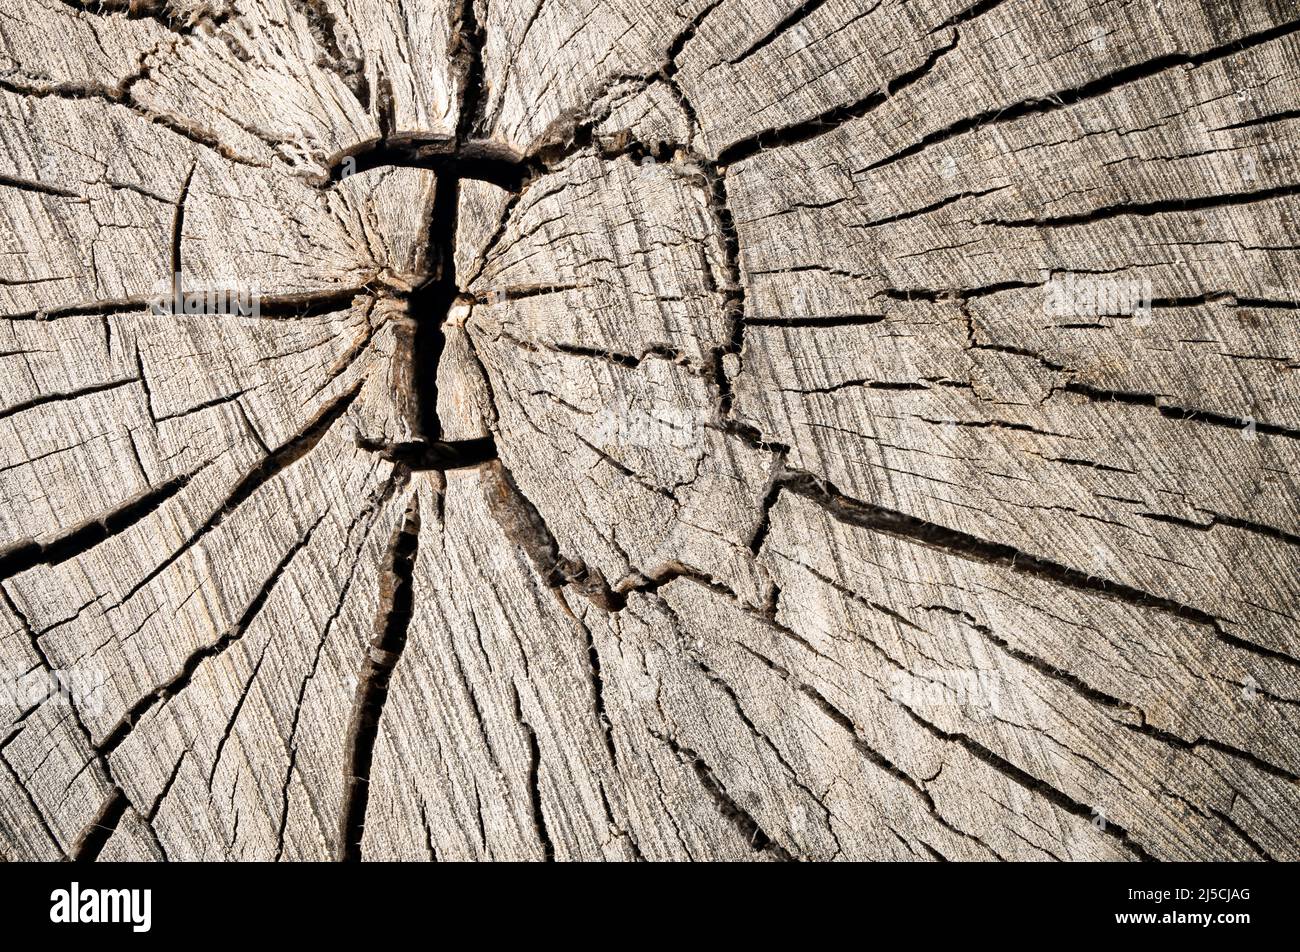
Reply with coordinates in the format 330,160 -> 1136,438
1,0 -> 1298,862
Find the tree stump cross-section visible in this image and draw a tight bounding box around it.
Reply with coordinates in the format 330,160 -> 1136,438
1,0 -> 1298,862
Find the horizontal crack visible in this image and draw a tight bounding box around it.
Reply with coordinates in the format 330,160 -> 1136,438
323,137 -> 531,190
355,436 -> 497,470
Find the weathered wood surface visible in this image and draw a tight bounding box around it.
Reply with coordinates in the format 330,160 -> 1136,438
1,0 -> 1298,861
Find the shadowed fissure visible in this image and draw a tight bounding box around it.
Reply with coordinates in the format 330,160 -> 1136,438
338,498 -> 422,861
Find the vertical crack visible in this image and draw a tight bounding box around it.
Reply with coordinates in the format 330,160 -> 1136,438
408,172 -> 463,442
168,161 -> 197,309
70,791 -> 130,863
705,167 -> 745,421
337,496 -> 422,861
452,0 -> 490,144
376,2 -> 504,470
655,2 -> 747,426
512,686 -> 554,861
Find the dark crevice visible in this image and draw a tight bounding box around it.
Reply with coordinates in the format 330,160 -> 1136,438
53,0 -> 231,33
575,435 -> 680,503
981,182 -> 1300,229
690,655 -> 842,856
346,5 -> 506,473
779,469 -> 1218,617
613,560 -> 717,602
326,0 -> 713,192
154,388 -> 249,424
573,608 -> 617,766
716,31 -> 960,167
730,0 -> 831,65
0,173 -> 82,200
1207,808 -> 1273,861
0,465 -> 203,581
338,496 -> 421,861
316,0 -> 504,189
1214,107 -> 1300,132
649,728 -> 795,860
2,297 -> 158,322
204,514 -> 328,787
1059,382 -> 1300,441
0,377 -> 138,423
418,802 -> 440,860
896,702 -> 1156,861
920,841 -> 950,861
1156,292 -> 1300,312
1122,722 -> 1300,785
877,280 -> 1044,302
324,136 -> 530,190
452,0 -> 489,143
773,467 -> 1300,670
0,749 -> 64,855
851,185 -> 1008,229
868,17 -> 1300,172
711,171 -> 745,417
159,286 -> 368,319
54,0 -> 170,17
745,313 -> 885,328
739,641 -> 996,857
925,604 -> 1147,718
0,65 -> 269,170
205,635 -> 274,787
928,0 -> 1010,32
782,378 -> 930,396
147,749 -> 187,823
1201,511 -> 1300,550
169,162 -> 196,295
971,342 -> 1068,371
658,0 -> 727,145
480,461 -> 623,610
1,586 -> 145,861
354,435 -> 497,470
276,472 -> 404,861
293,0 -> 369,106
407,171 -> 462,441
476,282 -> 588,304
720,416 -> 793,456
554,339 -> 683,367
515,689 -> 555,861
134,347 -> 157,422
1139,509 -> 1300,550
70,790 -> 130,863
747,468 -> 784,554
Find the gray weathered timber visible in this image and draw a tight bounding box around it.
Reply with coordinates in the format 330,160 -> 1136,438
1,0 -> 1298,861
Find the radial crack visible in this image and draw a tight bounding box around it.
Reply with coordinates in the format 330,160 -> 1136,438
337,496 -> 421,861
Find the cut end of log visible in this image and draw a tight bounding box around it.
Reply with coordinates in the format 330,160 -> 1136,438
1,0 -> 1298,862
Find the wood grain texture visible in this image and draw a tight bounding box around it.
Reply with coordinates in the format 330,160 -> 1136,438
1,0 -> 1297,861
